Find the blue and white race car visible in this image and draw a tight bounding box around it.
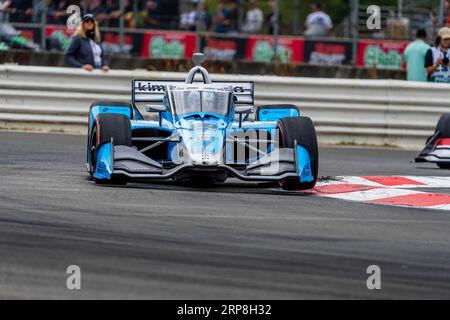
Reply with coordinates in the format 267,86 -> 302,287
86,53 -> 319,190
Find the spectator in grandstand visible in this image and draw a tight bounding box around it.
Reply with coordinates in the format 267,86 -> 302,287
419,6 -> 437,42
106,0 -> 136,28
180,0 -> 211,31
44,0 -> 71,25
404,29 -> 430,82
32,0 -> 51,23
80,0 -> 109,27
0,0 -> 23,44
241,0 -> 263,34
143,0 -> 159,29
266,0 -> 280,35
201,1 -> 212,30
180,1 -> 197,31
446,0 -> 450,26
228,0 -> 238,32
425,27 -> 450,83
0,0 -> 14,23
21,0 -> 34,23
65,13 -> 109,72
211,0 -> 230,33
6,0 -> 25,22
3,0 -> 24,23
304,2 -> 332,37
55,0 -> 73,25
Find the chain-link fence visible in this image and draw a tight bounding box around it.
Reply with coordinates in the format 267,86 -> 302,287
0,0 -> 449,68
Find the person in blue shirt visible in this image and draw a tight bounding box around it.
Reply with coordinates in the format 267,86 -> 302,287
404,29 -> 430,82
211,0 -> 231,33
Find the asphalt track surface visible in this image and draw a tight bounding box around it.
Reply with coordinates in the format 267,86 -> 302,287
1,131 -> 450,299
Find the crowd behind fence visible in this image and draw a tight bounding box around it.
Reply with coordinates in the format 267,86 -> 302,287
1,0 -> 450,68
0,1 -> 448,35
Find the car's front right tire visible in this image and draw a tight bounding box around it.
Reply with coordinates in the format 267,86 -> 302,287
277,116 -> 319,190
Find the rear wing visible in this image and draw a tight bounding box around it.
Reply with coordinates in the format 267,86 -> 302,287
132,80 -> 254,106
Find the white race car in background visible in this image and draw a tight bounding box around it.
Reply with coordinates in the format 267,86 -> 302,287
415,113 -> 450,169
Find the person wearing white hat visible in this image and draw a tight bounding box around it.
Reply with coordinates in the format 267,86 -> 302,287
425,27 -> 450,82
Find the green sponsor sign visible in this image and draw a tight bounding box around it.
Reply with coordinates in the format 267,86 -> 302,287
49,30 -> 70,51
364,45 -> 403,70
252,40 -> 292,63
150,36 -> 184,59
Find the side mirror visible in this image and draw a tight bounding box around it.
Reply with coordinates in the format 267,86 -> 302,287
145,104 -> 167,126
145,105 -> 167,113
235,106 -> 254,128
235,106 -> 254,114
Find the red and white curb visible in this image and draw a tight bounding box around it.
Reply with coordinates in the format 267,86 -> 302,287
305,176 -> 450,211
332,176 -> 450,189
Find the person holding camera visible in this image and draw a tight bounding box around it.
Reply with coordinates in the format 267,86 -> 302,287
425,27 -> 450,83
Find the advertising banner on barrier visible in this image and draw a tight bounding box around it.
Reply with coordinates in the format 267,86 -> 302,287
245,35 -> 304,64
303,40 -> 352,66
141,31 -> 196,59
202,36 -> 247,61
45,25 -> 74,51
101,32 -> 141,56
13,25 -> 141,55
357,39 -> 409,70
9,25 -> 412,72
45,26 -> 140,55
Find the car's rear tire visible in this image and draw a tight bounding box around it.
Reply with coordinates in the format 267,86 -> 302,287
437,163 -> 450,169
435,113 -> 450,169
277,116 -> 319,190
90,100 -> 134,118
89,114 -> 132,185
436,113 -> 450,138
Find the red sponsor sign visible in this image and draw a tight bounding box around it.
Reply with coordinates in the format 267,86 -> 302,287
202,36 -> 247,61
45,25 -> 74,38
357,39 -> 409,70
304,40 -> 352,65
141,31 -> 196,59
245,35 -> 304,64
314,42 -> 345,55
18,29 -> 35,40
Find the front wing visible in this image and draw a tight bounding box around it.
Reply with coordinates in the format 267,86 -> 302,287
93,140 -> 313,183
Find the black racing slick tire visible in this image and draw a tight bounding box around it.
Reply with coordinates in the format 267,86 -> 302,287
435,113 -> 450,138
90,100 -> 134,119
277,116 -> 319,191
434,114 -> 450,169
438,163 -> 450,169
89,113 -> 132,185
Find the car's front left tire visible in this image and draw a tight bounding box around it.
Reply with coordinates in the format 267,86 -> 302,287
89,113 -> 132,185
